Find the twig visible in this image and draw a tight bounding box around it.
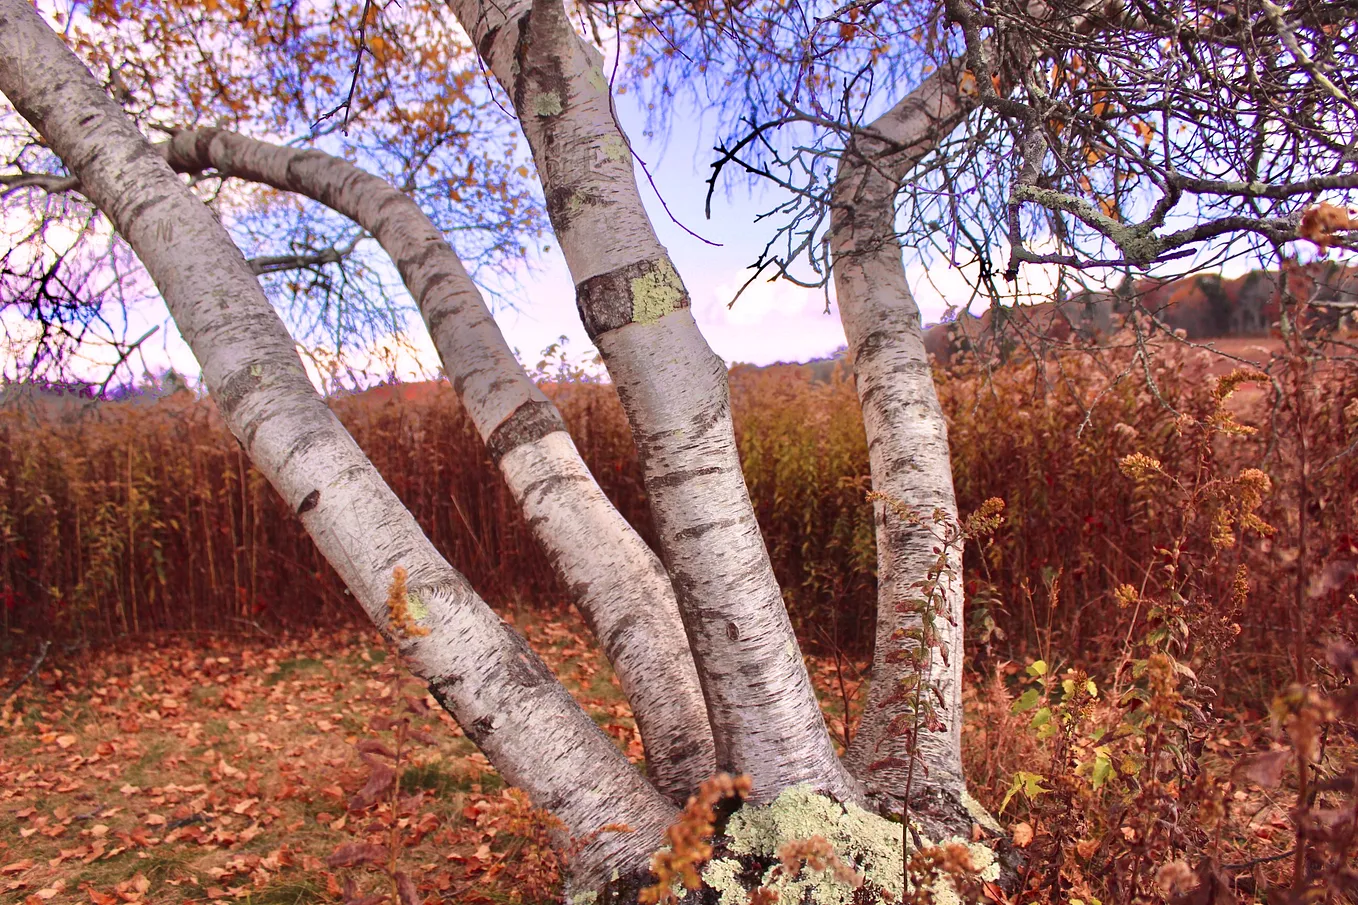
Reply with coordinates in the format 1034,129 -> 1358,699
313,0 -> 376,134
1221,848 -> 1296,871
2,640 -> 51,704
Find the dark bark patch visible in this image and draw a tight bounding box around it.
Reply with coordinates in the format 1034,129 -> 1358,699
502,625 -> 551,691
674,517 -> 740,541
649,465 -> 723,490
476,22 -> 501,62
485,399 -> 567,464
425,299 -> 453,337
394,242 -> 442,287
520,472 -> 591,501
466,714 -> 497,745
214,365 -> 261,422
544,185 -> 608,234
296,489 -> 320,515
575,259 -> 690,340
688,398 -> 728,437
426,675 -> 463,725
510,8 -> 571,127
885,454 -> 922,477
725,621 -> 740,641
602,612 -> 637,659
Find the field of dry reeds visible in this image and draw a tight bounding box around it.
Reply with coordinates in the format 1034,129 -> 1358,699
1,339 -> 1354,692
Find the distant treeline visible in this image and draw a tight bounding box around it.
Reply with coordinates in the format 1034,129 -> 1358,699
2,345 -> 1353,688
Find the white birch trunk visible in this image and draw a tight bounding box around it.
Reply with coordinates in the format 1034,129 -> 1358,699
0,2 -> 674,886
831,67 -> 976,829
160,128 -> 715,803
446,0 -> 859,803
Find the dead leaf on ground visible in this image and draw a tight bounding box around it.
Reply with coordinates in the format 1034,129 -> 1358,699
326,842 -> 389,868
1231,749 -> 1290,789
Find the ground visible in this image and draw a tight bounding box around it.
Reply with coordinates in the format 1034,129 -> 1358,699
0,612 -> 864,905
0,613 -> 1337,905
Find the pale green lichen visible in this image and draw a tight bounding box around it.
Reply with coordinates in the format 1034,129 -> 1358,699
630,259 -> 684,325
566,191 -> 590,217
702,859 -> 746,905
710,784 -> 999,905
532,91 -> 563,117
405,591 -> 429,622
568,891 -> 598,905
963,788 -> 1004,835
586,66 -> 609,93
600,135 -> 628,163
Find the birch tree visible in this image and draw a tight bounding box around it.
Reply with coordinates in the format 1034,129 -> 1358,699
607,0 -> 1357,814
3,0 -> 1352,900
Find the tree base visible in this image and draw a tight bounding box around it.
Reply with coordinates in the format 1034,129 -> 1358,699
573,784 -> 1019,905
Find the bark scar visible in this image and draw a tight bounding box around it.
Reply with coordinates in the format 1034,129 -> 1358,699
296,489 -> 320,515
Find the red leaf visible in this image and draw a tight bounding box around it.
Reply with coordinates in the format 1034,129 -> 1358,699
396,872 -> 419,905
326,842 -> 389,868
340,876 -> 387,905
349,762 -> 397,811
404,695 -> 430,715
355,739 -> 396,759
1231,750 -> 1290,790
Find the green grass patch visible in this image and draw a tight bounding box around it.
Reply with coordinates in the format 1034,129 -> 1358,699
266,657 -> 324,685
245,879 -> 327,905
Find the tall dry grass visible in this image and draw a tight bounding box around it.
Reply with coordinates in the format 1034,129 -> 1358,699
2,344 -> 1353,689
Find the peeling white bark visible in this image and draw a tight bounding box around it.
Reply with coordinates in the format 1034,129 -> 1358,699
831,67 -> 973,808
161,128 -> 715,803
0,2 -> 674,885
447,0 -> 859,803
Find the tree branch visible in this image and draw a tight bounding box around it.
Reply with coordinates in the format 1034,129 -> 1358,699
247,233 -> 366,276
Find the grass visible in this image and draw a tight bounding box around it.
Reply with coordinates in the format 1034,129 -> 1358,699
0,610 -> 1352,904
0,614 -> 641,905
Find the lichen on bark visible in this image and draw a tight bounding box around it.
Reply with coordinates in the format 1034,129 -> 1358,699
699,785 -> 999,904
630,259 -> 684,325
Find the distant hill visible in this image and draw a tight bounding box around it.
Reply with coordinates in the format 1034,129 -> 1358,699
921,261 -> 1358,364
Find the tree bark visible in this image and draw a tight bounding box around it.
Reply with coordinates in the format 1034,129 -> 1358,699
831,65 -> 975,824
0,1 -> 675,885
446,0 -> 859,804
160,127 -> 715,803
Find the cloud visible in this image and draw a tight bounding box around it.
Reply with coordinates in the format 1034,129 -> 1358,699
906,246 -> 1073,326
709,274 -> 816,326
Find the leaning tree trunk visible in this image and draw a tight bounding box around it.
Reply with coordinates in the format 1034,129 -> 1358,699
831,64 -> 979,832
0,0 -> 675,887
159,127 -> 715,803
447,0 -> 859,803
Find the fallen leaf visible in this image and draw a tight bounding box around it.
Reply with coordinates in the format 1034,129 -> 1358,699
1011,821 -> 1034,848
1231,749 -> 1290,790
326,842 -> 389,868
396,872 -> 419,905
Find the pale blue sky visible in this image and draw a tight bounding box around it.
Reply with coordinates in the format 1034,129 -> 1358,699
114,92 -> 929,385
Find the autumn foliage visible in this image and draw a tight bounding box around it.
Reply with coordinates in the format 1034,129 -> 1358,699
2,339 -> 1355,689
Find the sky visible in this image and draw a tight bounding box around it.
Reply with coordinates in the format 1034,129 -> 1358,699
0,24 -> 1108,390
56,89 -> 980,388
